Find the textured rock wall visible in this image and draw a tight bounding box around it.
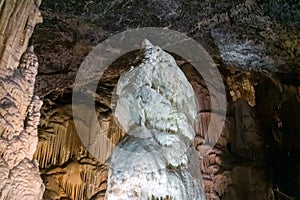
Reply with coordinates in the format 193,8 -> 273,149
0,0 -> 44,199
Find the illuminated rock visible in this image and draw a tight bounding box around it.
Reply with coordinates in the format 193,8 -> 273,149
106,40 -> 205,200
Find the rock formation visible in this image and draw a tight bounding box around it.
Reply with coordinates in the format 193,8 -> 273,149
1,0 -> 299,199
106,40 -> 205,200
0,1 -> 44,199
29,0 -> 299,197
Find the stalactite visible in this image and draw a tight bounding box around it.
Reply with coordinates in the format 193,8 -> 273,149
36,102 -> 122,199
80,163 -> 108,198
62,162 -> 84,200
43,161 -> 109,200
34,117 -> 83,168
72,104 -> 124,163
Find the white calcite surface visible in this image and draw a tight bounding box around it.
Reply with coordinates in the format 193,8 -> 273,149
106,40 -> 205,200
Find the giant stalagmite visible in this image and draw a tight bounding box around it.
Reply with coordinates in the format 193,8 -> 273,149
105,40 -> 205,200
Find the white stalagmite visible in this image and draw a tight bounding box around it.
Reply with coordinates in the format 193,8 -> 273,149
106,40 -> 205,200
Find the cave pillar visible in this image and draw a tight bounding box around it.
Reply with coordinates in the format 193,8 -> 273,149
0,0 -> 44,199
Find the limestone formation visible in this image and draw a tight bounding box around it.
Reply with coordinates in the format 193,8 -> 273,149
105,40 -> 205,200
0,47 -> 44,199
0,0 -> 44,199
34,102 -> 120,199
0,0 -> 42,76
